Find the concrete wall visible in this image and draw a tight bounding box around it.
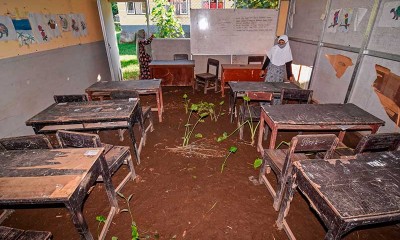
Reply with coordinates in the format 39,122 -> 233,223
0,0 -> 111,137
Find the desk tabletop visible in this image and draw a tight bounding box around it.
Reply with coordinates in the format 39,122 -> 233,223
26,100 -> 138,125
294,151 -> 400,219
221,64 -> 262,70
261,103 -> 385,126
0,148 -> 104,202
229,81 -> 300,93
149,60 -> 195,66
86,79 -> 161,92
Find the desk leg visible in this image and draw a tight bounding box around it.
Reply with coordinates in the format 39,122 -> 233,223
128,122 -> 141,165
221,74 -> 225,97
338,131 -> 346,143
257,112 -> 266,154
65,202 -> 94,240
156,88 -> 163,122
87,91 -> 93,101
99,154 -> 119,210
269,127 -> 278,149
276,168 -> 297,230
230,92 -> 237,123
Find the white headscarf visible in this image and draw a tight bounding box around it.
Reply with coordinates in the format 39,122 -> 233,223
267,35 -> 293,66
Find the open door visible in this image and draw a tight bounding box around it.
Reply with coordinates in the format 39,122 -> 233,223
97,0 -> 122,81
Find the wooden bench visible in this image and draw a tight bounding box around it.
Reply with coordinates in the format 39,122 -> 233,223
0,226 -> 52,240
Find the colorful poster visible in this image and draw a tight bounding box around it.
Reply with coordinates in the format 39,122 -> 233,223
326,9 -> 341,33
58,14 -> 71,32
29,13 -> 51,43
378,1 -> 400,28
0,16 -> 17,41
338,8 -> 353,32
12,19 -> 35,46
44,14 -> 61,38
354,8 -> 368,31
69,14 -> 81,37
78,14 -> 87,36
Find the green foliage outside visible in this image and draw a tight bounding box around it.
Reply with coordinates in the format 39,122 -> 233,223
116,32 -> 139,80
151,0 -> 184,38
234,0 -> 279,9
111,2 -> 119,16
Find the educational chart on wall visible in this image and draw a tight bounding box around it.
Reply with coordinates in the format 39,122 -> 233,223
0,16 -> 17,41
378,1 -> 400,28
190,9 -> 278,55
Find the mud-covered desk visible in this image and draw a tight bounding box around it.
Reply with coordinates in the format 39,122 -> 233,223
149,60 -> 195,86
0,148 -> 119,240
25,100 -> 141,163
277,151 -> 400,240
257,103 -> 385,151
228,81 -> 300,122
85,79 -> 164,122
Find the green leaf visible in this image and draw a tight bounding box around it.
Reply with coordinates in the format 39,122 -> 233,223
190,104 -> 198,111
200,112 -> 209,118
229,146 -> 238,153
253,158 -> 263,169
112,237 -> 119,240
220,113 -> 225,115
223,132 -> 228,137
219,100 -> 224,105
243,96 -> 250,102
96,215 -> 106,223
183,93 -> 188,99
195,133 -> 203,138
131,223 -> 139,239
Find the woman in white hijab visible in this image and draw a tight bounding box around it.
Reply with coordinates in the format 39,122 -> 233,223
260,35 -> 294,82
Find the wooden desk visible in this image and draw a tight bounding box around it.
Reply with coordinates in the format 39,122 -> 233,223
85,79 -> 164,122
221,64 -> 263,97
228,81 -> 300,122
149,60 -> 195,86
0,148 -> 119,240
25,100 -> 142,163
277,151 -> 400,240
257,103 -> 385,151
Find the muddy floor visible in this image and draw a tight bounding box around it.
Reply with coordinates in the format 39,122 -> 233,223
2,87 -> 400,239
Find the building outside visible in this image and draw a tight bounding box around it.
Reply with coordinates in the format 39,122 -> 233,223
117,0 -> 234,37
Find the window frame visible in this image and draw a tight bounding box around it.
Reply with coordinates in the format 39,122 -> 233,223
126,2 -> 146,15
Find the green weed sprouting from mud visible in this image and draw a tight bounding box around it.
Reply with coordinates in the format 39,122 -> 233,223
221,146 -> 238,173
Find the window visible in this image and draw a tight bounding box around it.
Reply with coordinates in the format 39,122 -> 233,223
169,0 -> 189,15
126,2 -> 146,15
202,0 -> 224,9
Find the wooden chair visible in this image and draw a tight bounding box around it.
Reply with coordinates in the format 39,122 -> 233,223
53,94 -> 88,103
194,58 -> 220,94
335,132 -> 400,157
0,226 -> 52,240
173,54 -> 189,60
280,88 -> 313,104
0,135 -> 53,150
110,90 -> 154,154
259,134 -> 339,211
248,56 -> 264,64
238,92 -> 273,141
56,130 -> 136,192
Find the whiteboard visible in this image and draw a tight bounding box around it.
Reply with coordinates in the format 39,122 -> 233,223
190,9 -> 278,55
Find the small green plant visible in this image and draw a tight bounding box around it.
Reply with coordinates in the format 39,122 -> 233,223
253,158 -> 263,169
183,94 -> 190,114
95,215 -> 106,239
221,146 -> 238,173
210,100 -> 225,122
117,192 -> 139,240
182,103 -> 209,147
217,96 -> 259,145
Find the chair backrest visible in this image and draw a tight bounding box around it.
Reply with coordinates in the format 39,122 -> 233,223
54,94 -> 88,103
248,56 -> 264,64
0,135 -> 53,150
110,90 -> 140,100
246,91 -> 274,103
206,58 -> 220,76
173,54 -> 189,60
56,130 -> 102,148
354,132 -> 400,154
280,88 -> 313,104
281,134 -> 339,177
